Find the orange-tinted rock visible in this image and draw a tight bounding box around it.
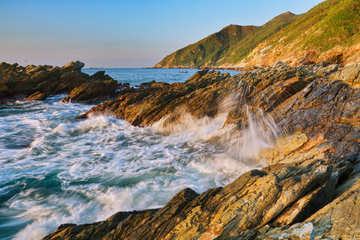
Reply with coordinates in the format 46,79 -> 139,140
61,79 -> 118,103
24,91 -> 49,101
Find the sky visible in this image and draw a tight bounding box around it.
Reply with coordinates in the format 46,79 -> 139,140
0,0 -> 324,68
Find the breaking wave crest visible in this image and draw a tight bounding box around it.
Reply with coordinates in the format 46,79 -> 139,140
1,82 -> 279,240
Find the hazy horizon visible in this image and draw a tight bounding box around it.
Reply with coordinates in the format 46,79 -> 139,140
1,0 -> 324,68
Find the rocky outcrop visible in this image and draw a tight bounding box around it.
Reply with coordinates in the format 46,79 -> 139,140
42,163 -> 358,240
78,63 -> 321,127
0,61 -> 118,102
24,91 -> 49,101
44,62 -> 360,239
60,73 -> 118,103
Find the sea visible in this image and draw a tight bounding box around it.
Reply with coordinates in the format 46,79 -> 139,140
0,68 -> 275,240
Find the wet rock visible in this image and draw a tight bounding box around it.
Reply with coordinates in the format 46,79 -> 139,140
79,65 -> 319,128
43,163 -> 359,240
138,80 -> 156,88
42,209 -> 159,240
79,70 -> 233,126
24,91 -> 49,101
43,188 -> 198,240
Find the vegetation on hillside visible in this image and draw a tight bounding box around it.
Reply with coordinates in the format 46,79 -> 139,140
155,0 -> 360,68
217,12 -> 301,65
155,12 -> 300,68
156,25 -> 258,67
266,0 -> 360,55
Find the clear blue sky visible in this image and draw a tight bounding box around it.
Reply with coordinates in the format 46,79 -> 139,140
1,0 -> 324,68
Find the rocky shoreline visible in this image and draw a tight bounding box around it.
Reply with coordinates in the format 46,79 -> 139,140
0,61 -> 124,103
2,60 -> 360,239
42,61 -> 360,239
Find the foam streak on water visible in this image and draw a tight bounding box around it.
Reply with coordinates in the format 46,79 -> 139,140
0,97 -> 239,240
0,69 -> 277,240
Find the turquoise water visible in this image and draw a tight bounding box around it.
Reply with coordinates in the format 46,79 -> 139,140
0,68 -> 262,240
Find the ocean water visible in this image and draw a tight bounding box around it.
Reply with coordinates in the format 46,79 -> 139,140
0,68 -> 275,240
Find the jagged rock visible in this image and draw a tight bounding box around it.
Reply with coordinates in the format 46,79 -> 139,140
261,173 -> 360,239
329,63 -> 360,86
61,79 -> 118,103
24,91 -> 49,101
260,165 -> 332,226
269,61 -> 288,68
79,70 -> 238,126
261,78 -> 360,167
79,65 -> 319,128
315,63 -> 339,76
43,188 -> 198,240
0,61 -> 119,102
42,163 -> 347,240
89,71 -> 113,81
273,172 -> 338,226
42,210 -> 159,240
53,72 -> 88,94
307,172 -> 360,239
0,83 -> 13,98
62,60 -> 85,73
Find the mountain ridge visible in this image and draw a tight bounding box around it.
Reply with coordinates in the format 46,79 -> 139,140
237,0 -> 360,67
153,11 -> 301,68
154,0 -> 360,68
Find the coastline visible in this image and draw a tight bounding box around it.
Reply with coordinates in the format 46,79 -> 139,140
31,61 -> 360,239
2,60 -> 360,239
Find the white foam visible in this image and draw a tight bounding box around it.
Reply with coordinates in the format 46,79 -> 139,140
1,85 -> 279,240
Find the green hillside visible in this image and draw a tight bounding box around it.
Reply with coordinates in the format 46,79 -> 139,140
265,0 -> 360,55
218,12 -> 302,65
154,24 -> 258,68
153,12 -> 301,68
